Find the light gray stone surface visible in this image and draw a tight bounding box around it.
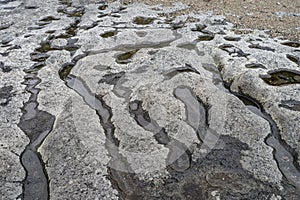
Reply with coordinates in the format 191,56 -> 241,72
1,0 -> 299,199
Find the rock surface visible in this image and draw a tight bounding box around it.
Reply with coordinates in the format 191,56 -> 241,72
0,0 -> 299,199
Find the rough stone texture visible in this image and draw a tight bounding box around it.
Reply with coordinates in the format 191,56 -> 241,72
212,34 -> 300,164
0,61 -> 30,199
39,96 -> 118,199
1,0 -> 299,199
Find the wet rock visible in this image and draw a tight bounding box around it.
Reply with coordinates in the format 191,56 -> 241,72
286,54 -> 300,65
59,62 -> 75,80
281,41 -> 300,48
35,41 -> 58,53
0,51 -> 9,56
245,63 -> 266,69
260,69 -> 300,86
30,52 -> 50,62
0,19 -> 13,30
39,96 -> 119,199
100,30 -> 118,38
216,42 -> 300,195
2,1 -> 300,199
133,16 -> 155,25
279,100 -> 300,111
21,149 -> 48,200
101,136 -> 286,199
198,34 -> 214,41
18,110 -> 54,142
219,44 -> 250,57
98,72 -> 125,85
191,24 -> 207,32
224,36 -> 241,41
71,39 -> 285,198
0,85 -> 13,106
135,31 -> 147,37
0,61 -> 11,72
163,64 -> 200,80
128,100 -> 190,172
116,50 -> 139,64
39,16 -> 60,22
98,4 -> 108,10
249,44 -> 275,52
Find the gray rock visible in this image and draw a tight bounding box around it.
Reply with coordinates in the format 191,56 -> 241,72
0,19 -> 13,30
39,96 -> 118,199
1,1 -> 300,199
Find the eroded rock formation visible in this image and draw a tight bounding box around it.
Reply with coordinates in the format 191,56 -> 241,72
0,0 -> 299,199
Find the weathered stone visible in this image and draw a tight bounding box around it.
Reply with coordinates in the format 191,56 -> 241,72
0,68 -> 30,199
39,95 -> 118,199
1,1 -> 300,199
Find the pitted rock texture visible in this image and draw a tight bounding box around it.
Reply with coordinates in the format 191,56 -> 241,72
0,0 -> 299,199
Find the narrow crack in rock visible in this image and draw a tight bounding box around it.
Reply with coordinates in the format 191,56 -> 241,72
248,44 -> 275,52
228,89 -> 300,196
279,100 -> 300,112
281,41 -> 300,48
286,54 -> 300,65
245,63 -> 267,69
17,1 -> 87,198
223,36 -> 241,41
209,58 -> 300,196
18,53 -> 55,200
163,64 -> 200,80
128,100 -> 191,172
64,75 -> 136,199
85,30 -> 182,56
54,2 -> 141,192
219,44 -> 250,57
3,1 -> 300,199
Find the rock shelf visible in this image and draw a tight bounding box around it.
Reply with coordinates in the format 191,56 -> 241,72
0,0 -> 299,199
